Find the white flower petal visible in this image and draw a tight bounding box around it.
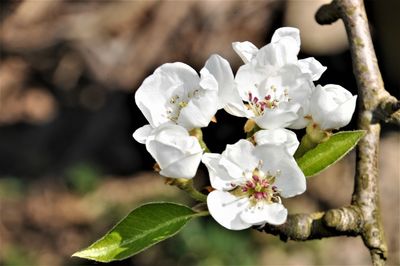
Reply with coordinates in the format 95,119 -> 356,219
255,42 -> 297,68
160,152 -> 202,179
135,62 -> 199,128
218,156 -> 247,181
255,102 -> 301,129
207,190 -> 252,230
203,54 -> 247,117
222,139 -> 259,173
177,88 -> 218,130
254,144 -> 306,198
240,203 -> 288,226
132,124 -> 153,144
311,84 -> 357,130
232,41 -> 259,63
271,27 -> 301,48
298,57 -> 327,81
235,63 -> 269,102
323,95 -> 357,130
202,153 -> 239,190
271,27 -> 301,60
145,124 -> 202,179
253,129 -> 299,156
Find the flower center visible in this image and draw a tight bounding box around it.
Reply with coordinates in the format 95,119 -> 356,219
231,167 -> 281,205
246,85 -> 291,116
166,89 -> 201,122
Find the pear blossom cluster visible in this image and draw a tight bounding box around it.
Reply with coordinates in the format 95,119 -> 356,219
133,27 -> 357,230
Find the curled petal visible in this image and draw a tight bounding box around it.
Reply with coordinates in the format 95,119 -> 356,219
232,41 -> 259,63
177,88 -> 218,130
298,57 -> 327,81
253,128 -> 299,156
240,203 -> 288,226
202,153 -> 240,191
132,124 -> 153,144
207,190 -> 251,230
203,54 -> 247,117
271,27 -> 301,49
255,42 -> 298,68
271,27 -> 301,58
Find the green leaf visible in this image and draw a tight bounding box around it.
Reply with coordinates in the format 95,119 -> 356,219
297,130 -> 365,177
73,202 -> 205,262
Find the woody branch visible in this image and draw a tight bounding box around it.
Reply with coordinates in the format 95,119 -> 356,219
259,1 -> 395,265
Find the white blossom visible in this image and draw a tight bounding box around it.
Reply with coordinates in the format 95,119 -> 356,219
135,54 -> 235,131
133,123 -> 202,179
228,27 -> 327,130
310,84 -> 357,130
202,139 -> 306,230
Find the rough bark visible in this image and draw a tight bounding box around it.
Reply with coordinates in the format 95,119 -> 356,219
259,1 -> 399,265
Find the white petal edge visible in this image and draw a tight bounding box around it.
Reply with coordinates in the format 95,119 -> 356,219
298,57 -> 327,81
160,152 -> 202,179
232,41 -> 259,63
253,128 -> 299,156
311,84 -> 357,130
320,95 -> 357,130
132,124 -> 153,144
271,27 -> 301,47
202,153 -> 239,190
207,190 -> 251,230
203,54 -> 247,116
240,203 -> 288,226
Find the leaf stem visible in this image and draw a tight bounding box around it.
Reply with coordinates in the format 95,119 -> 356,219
193,210 -> 210,217
167,178 -> 207,202
295,123 -> 331,159
294,134 -> 318,159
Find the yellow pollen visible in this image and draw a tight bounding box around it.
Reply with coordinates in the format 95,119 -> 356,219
178,101 -> 188,108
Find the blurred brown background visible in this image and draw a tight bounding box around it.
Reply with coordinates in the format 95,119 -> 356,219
0,0 -> 399,265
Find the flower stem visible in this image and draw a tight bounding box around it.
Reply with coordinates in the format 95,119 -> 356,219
193,210 -> 210,217
294,134 -> 317,159
294,123 -> 331,159
189,128 -> 210,152
166,178 -> 207,202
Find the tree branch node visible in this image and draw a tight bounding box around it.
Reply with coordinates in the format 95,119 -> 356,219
315,3 -> 340,25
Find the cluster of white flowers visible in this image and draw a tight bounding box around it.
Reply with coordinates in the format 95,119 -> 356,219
133,27 -> 357,230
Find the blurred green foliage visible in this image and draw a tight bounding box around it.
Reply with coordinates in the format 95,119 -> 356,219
0,177 -> 24,199
2,245 -> 36,266
66,163 -> 101,194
